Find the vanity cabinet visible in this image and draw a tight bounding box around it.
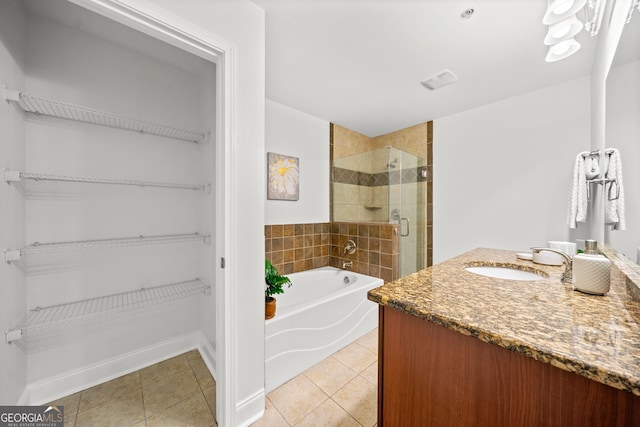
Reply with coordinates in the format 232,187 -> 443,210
377,306 -> 640,426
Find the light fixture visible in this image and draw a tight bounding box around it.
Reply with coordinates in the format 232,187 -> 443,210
544,16 -> 584,44
545,38 -> 581,62
543,0 -> 588,25
627,0 -> 640,23
461,8 -> 475,19
583,0 -> 607,36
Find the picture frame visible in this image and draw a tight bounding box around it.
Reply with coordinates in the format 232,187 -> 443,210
267,152 -> 299,201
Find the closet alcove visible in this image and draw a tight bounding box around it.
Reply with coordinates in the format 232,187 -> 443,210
1,0 -> 217,401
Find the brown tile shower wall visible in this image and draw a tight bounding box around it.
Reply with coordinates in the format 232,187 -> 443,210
265,222 -> 400,282
329,222 -> 400,283
265,223 -> 330,276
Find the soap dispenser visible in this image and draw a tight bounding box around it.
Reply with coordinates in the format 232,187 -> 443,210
572,240 -> 611,295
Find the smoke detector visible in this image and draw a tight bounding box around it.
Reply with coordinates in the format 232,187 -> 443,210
420,69 -> 458,90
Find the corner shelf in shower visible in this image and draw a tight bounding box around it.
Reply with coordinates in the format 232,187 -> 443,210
4,277 -> 211,349
3,232 -> 210,274
4,170 -> 211,194
3,87 -> 209,143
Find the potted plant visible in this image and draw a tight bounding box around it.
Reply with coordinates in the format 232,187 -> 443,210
265,260 -> 292,319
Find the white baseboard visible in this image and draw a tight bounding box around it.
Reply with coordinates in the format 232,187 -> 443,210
235,388 -> 266,427
19,330 -> 216,405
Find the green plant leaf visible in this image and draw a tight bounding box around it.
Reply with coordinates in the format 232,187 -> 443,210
265,259 -> 292,300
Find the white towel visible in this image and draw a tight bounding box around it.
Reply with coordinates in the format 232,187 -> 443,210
604,148 -> 625,230
567,152 -> 589,229
584,155 -> 600,179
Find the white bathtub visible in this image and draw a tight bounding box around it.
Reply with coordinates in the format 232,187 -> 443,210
265,266 -> 382,392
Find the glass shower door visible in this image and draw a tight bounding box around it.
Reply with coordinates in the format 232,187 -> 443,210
387,147 -> 426,277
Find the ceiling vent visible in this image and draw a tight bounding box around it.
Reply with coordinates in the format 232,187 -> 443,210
420,69 -> 458,90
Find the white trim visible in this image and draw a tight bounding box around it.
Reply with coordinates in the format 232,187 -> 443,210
67,0 -> 232,61
58,1 -> 238,424
19,331 -> 214,405
235,389 -> 266,427
216,47 -> 237,427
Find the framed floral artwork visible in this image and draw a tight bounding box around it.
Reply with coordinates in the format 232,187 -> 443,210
267,152 -> 299,201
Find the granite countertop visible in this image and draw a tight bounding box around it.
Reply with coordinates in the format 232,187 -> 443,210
367,247 -> 640,396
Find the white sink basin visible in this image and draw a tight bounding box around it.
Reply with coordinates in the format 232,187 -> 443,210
465,266 -> 546,281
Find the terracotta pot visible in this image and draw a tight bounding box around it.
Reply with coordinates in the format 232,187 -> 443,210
265,297 -> 276,319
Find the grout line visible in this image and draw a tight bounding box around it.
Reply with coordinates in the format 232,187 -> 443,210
140,371 -> 149,426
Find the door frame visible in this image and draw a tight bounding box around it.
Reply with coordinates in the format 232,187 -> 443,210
68,0 -> 237,424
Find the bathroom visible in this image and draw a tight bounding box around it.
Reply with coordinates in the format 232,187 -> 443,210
1,0 -> 639,426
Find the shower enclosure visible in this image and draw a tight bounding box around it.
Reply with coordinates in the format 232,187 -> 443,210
333,146 -> 427,277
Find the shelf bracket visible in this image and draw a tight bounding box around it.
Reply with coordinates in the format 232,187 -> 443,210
3,249 -> 21,263
202,130 -> 212,144
2,86 -> 20,104
3,169 -> 27,196
4,169 -> 21,183
5,328 -> 23,344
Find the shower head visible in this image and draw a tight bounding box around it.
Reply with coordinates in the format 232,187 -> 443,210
386,158 -> 398,168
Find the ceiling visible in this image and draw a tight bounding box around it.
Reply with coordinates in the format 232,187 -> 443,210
23,0 -> 211,75
253,0 -> 640,137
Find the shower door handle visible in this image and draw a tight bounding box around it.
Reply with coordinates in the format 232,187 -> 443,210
400,217 -> 410,237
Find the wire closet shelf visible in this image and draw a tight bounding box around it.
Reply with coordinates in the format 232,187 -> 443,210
3,88 -> 208,143
3,232 -> 210,265
5,278 -> 211,346
4,170 -> 210,192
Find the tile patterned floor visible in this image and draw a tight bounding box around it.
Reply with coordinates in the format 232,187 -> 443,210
46,349 -> 217,427
45,328 -> 378,427
252,328 -> 379,427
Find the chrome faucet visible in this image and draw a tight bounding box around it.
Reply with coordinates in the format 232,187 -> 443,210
531,247 -> 573,284
344,239 -> 357,254
342,260 -> 353,270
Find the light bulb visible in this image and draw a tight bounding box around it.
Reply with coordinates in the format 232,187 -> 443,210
553,0 -> 575,15
545,38 -> 581,62
552,40 -> 572,55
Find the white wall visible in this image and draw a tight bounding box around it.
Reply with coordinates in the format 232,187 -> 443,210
147,1 -> 266,425
434,76 -> 590,264
606,60 -> 640,261
0,0 -> 27,405
265,99 -> 329,224
23,10 -> 208,384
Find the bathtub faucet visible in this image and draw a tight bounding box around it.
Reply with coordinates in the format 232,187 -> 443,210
342,260 -> 353,270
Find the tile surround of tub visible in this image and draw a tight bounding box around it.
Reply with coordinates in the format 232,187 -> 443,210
265,222 -> 400,282
265,223 -> 331,275
329,222 -> 400,282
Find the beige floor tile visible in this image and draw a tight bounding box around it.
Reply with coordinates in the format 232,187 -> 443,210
267,375 -> 328,426
333,343 -> 377,373
203,385 -> 216,421
186,349 -> 204,365
303,356 -> 358,396
74,389 -> 145,427
250,397 -> 289,427
146,392 -> 215,427
356,329 -> 379,353
361,361 -> 378,385
140,354 -> 192,387
191,359 -> 215,390
46,391 -> 81,425
295,399 -> 361,427
78,372 -> 141,414
143,369 -> 201,416
332,376 -> 377,427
